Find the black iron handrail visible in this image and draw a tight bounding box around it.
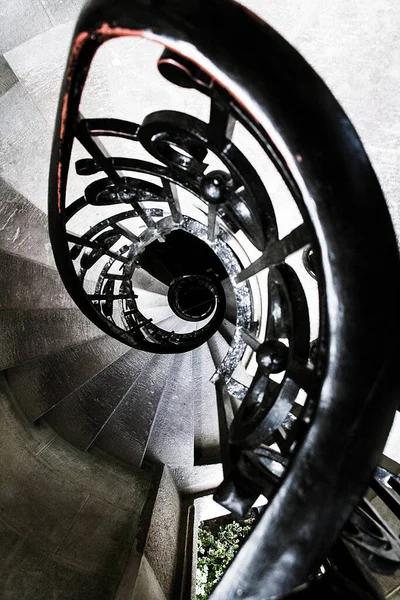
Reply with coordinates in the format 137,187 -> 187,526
49,0 -> 400,597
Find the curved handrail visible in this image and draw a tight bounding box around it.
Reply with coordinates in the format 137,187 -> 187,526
49,0 -> 400,597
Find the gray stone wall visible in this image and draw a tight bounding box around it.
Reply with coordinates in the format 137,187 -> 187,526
144,467 -> 183,599
0,374 -> 154,600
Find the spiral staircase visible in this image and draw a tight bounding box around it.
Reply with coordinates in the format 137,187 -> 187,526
1,0 -> 400,599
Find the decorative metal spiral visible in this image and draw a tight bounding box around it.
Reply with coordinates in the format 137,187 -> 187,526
49,1 -> 400,598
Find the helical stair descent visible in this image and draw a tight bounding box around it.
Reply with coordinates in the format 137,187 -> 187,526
1,0 -> 400,599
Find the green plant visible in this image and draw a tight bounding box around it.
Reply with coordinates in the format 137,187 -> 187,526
196,514 -> 256,599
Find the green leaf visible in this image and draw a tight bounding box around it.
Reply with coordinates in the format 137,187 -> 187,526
195,514 -> 256,599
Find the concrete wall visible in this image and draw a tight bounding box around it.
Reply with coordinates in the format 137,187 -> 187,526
0,374 -> 155,600
132,556 -> 167,600
144,467 -> 183,600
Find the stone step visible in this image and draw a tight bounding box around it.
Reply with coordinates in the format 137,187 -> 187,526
0,249 -> 75,310
0,372 -> 154,600
117,466 -> 183,600
43,347 -> 155,454
133,268 -> 169,296
0,307 -> 101,371
0,82 -> 52,213
5,21 -> 77,128
0,0 -> 80,54
6,334 -> 130,422
0,177 -> 54,268
93,352 -> 176,467
191,342 -> 220,465
145,351 -> 195,467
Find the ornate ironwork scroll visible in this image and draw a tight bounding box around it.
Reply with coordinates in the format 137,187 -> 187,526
49,1 -> 400,598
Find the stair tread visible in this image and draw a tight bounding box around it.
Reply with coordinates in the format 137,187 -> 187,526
44,348 -> 155,453
6,334 -> 130,422
144,305 -> 175,323
5,22 -> 75,125
0,83 -> 52,212
0,307 -> 102,371
0,177 -> 54,268
0,250 -> 75,310
144,350 -> 194,467
156,313 -> 194,333
135,288 -> 169,310
93,353 -> 176,467
0,376 -> 152,600
132,268 -> 169,296
0,1 -> 51,53
192,342 -> 220,464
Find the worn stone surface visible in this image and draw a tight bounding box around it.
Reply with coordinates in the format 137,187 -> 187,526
144,468 -> 182,600
0,250 -> 74,310
55,495 -> 136,571
145,351 -> 194,466
191,342 -> 220,464
132,556 -> 167,600
0,177 -> 54,267
6,334 -> 130,422
0,375 -> 154,599
0,307 -> 102,370
0,0 -> 51,54
169,464 -> 224,497
44,347 -> 155,454
39,0 -> 87,28
5,22 -> 74,128
0,55 -> 17,97
0,83 -> 51,212
94,353 -> 175,466
0,524 -> 119,600
133,270 -> 169,296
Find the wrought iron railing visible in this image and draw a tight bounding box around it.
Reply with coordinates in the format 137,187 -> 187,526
49,0 -> 400,597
